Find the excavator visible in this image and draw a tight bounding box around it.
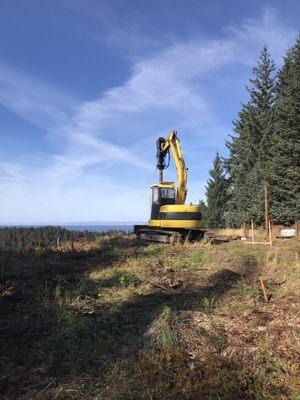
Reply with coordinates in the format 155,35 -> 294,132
134,130 -> 205,243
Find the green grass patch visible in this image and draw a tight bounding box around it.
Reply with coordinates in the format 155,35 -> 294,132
119,271 -> 142,287
234,279 -> 259,299
201,296 -> 216,313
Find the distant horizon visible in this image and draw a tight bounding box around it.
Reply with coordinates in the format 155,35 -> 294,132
0,221 -> 144,227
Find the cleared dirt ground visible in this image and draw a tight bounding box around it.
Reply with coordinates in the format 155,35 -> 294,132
0,234 -> 299,399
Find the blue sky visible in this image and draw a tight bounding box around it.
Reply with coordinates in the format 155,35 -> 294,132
0,0 -> 299,224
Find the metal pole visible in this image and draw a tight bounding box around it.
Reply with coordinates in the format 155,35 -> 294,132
159,170 -> 163,183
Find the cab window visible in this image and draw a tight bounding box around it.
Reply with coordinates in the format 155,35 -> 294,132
152,187 -> 159,202
160,188 -> 175,199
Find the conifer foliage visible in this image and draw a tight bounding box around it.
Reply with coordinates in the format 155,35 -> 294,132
205,153 -> 229,228
204,36 -> 300,226
225,46 -> 276,225
267,36 -> 300,224
0,226 -> 101,250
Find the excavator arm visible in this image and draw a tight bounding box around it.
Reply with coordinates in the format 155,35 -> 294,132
156,130 -> 187,205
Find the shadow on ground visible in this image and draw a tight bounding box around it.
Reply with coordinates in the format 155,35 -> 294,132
0,238 -> 260,399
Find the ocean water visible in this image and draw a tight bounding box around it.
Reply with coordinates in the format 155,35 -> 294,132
0,224 -> 134,233
61,225 -> 133,233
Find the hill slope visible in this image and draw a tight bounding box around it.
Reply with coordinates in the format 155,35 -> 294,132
0,235 -> 299,399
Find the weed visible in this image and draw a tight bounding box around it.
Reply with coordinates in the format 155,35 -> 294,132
234,279 -> 259,299
119,271 -> 141,287
80,378 -> 101,397
201,296 -> 216,312
291,395 -> 300,400
172,258 -> 189,270
54,284 -> 64,307
77,278 -> 86,296
192,248 -> 210,267
159,326 -> 174,349
209,387 -> 222,400
161,305 -> 176,322
35,282 -> 51,305
147,306 -> 177,350
159,305 -> 177,348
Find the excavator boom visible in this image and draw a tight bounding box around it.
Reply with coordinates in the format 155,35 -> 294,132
156,131 -> 187,204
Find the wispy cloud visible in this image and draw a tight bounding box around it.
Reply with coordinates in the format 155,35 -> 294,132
0,162 -> 24,181
0,63 -> 76,130
66,0 -> 168,57
226,7 -> 296,64
70,7 -> 296,139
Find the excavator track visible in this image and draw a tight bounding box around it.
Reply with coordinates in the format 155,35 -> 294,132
134,225 -> 205,244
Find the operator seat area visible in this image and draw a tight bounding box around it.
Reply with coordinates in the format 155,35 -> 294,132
150,185 -> 175,220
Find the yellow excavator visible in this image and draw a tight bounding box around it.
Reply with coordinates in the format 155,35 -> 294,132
134,130 -> 204,243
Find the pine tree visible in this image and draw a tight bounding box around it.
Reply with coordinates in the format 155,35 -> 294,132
205,153 -> 229,228
225,46 -> 276,225
199,200 -> 208,227
226,168 -> 265,226
267,35 -> 300,224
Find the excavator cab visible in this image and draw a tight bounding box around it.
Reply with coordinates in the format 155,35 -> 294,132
150,183 -> 175,220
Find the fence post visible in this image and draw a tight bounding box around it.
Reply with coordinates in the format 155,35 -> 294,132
242,223 -> 247,238
296,221 -> 300,238
268,220 -> 272,246
264,182 -> 269,240
251,220 -> 255,244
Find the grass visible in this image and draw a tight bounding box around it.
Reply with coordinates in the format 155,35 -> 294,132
201,295 -> 216,312
0,233 -> 299,399
119,271 -> 142,287
147,305 -> 177,350
234,279 -> 259,299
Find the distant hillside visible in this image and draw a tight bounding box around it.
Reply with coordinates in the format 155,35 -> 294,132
0,226 -> 102,250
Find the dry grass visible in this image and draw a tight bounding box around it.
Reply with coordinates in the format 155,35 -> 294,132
0,234 -> 299,399
212,227 -> 245,237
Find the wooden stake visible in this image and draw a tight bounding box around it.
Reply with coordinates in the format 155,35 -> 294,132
259,276 -> 268,302
264,182 -> 269,240
251,220 -> 255,244
243,241 -> 272,245
268,219 -> 272,246
242,223 -> 247,238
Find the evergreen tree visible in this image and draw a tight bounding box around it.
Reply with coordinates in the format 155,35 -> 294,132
0,226 -> 102,250
226,168 -> 265,227
199,200 -> 208,228
266,35 -> 300,224
225,46 -> 276,225
205,153 -> 229,228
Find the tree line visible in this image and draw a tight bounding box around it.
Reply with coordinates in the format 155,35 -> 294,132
202,34 -> 300,228
0,226 -> 102,251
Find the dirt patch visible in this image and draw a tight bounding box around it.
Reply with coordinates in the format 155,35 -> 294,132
144,261 -> 205,293
207,268 -> 241,285
143,256 -> 243,295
